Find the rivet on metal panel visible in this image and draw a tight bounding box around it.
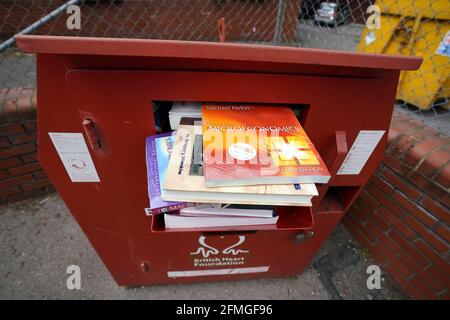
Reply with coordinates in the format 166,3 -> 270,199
140,262 -> 149,272
294,231 -> 315,244
81,118 -> 101,149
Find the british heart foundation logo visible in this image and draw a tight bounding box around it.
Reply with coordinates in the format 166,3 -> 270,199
190,235 -> 250,258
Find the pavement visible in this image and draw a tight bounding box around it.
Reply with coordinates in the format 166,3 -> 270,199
0,193 -> 407,300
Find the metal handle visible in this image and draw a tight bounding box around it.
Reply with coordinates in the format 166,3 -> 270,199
82,118 -> 101,149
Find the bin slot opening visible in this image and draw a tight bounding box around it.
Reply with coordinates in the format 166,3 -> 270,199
151,206 -> 314,233
151,101 -> 310,134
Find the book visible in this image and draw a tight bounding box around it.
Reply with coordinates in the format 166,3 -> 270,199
179,204 -> 275,218
162,120 -> 318,206
202,103 -> 330,187
164,213 -> 279,229
169,101 -> 202,130
145,132 -> 195,214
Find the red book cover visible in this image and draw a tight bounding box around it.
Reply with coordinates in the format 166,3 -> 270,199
202,103 -> 330,187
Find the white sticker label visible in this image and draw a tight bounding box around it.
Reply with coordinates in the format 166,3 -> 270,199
337,130 -> 385,175
365,31 -> 376,45
167,266 -> 269,278
49,132 -> 100,182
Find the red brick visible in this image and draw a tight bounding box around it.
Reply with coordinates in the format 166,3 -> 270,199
375,242 -> 412,278
377,233 -> 402,255
43,185 -> 56,194
381,168 -> 421,200
347,205 -> 367,224
0,174 -> 33,189
389,132 -> 425,160
22,120 -> 36,132
0,144 -> 35,159
406,171 -> 447,200
435,224 -> 450,243
21,178 -> 51,192
426,264 -> 450,290
385,263 -> 424,300
349,213 -> 378,244
342,216 -> 373,249
416,148 -> 450,177
33,170 -> 47,180
398,252 -> 445,293
7,162 -> 41,176
404,215 -> 448,254
415,239 -> 449,272
0,123 -> 24,136
0,157 -> 22,170
365,220 -> 382,243
370,209 -> 390,231
9,132 -> 36,145
0,186 -> 21,197
434,163 -> 450,189
371,174 -> 394,194
0,171 -> 8,179
393,191 -> 438,227
421,196 -> 450,224
359,190 -> 380,211
368,185 -> 405,219
378,207 -> 417,241
0,137 -> 10,148
410,276 -> 439,300
382,153 -> 410,175
389,230 -> 429,267
7,189 -> 44,203
404,137 -> 447,168
362,242 -> 387,266
20,152 -> 37,163
16,93 -> 33,113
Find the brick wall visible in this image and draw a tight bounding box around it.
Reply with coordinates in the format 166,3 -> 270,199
343,111 -> 450,300
0,87 -> 54,204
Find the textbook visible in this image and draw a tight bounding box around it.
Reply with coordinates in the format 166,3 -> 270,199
162,120 -> 318,206
202,103 -> 330,187
145,132 -> 194,214
179,204 -> 276,218
164,213 -> 279,229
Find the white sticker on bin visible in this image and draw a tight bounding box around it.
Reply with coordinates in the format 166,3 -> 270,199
167,266 -> 269,278
49,132 -> 100,182
337,130 -> 385,175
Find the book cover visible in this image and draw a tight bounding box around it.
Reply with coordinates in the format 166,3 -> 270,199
146,132 -> 194,214
162,121 -> 318,206
202,103 -> 331,187
164,213 -> 279,229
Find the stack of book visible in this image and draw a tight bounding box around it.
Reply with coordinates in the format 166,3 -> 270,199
146,103 -> 330,229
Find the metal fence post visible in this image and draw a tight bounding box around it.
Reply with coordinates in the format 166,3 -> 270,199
273,0 -> 287,45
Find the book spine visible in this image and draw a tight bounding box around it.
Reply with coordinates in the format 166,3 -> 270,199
151,202 -> 196,215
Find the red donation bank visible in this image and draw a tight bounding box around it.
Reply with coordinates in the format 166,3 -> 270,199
16,35 -> 421,286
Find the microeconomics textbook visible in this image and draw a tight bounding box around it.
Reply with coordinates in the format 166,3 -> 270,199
201,104 -> 330,187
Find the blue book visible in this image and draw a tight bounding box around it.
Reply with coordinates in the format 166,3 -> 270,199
146,132 -> 194,214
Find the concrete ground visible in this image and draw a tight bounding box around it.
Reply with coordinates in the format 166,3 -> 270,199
0,193 -> 407,300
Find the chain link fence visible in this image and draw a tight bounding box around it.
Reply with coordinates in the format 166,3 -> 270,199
0,0 -> 449,132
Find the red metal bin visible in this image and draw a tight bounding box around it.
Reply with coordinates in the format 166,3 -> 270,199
16,35 -> 421,286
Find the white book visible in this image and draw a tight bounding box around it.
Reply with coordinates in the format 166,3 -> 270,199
164,214 -> 279,229
180,204 -> 275,218
169,102 -> 202,130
